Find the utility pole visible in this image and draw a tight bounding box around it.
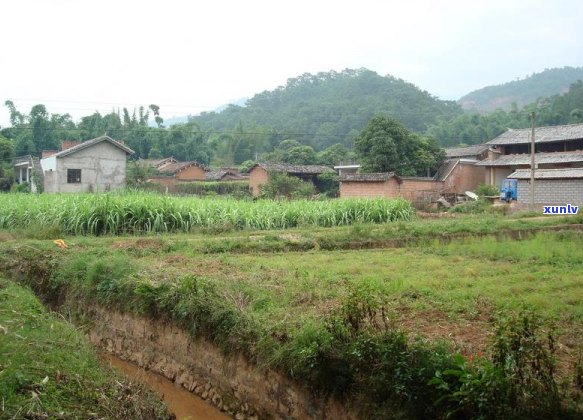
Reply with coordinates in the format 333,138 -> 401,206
530,112 -> 536,210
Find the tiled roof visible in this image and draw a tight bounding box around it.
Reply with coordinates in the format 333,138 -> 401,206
487,123 -> 583,145
205,170 -> 230,181
53,136 -> 134,157
137,157 -> 177,167
13,155 -> 33,166
508,168 -> 583,180
255,163 -> 333,175
158,161 -> 205,174
445,144 -> 489,158
339,172 -> 397,182
476,151 -> 583,166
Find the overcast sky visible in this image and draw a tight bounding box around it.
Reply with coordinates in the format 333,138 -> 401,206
1,0 -> 582,126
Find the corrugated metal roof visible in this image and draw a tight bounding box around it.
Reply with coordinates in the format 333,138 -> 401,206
255,163 -> 333,174
476,151 -> 583,166
338,172 -> 397,182
487,123 -> 583,145
445,144 -> 489,158
508,168 -> 583,179
53,135 -> 134,157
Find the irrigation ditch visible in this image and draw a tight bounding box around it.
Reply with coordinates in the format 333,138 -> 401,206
2,222 -> 582,418
88,306 -> 354,419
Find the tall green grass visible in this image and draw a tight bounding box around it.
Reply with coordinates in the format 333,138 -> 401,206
0,192 -> 415,235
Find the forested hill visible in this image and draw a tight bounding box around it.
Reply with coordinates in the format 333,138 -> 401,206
427,80 -> 583,147
459,67 -> 583,113
189,68 -> 462,150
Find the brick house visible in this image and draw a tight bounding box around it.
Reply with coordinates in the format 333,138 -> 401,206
339,158 -> 485,206
205,168 -> 248,181
444,144 -> 489,161
508,168 -> 583,205
477,123 -> 583,187
146,161 -> 206,190
248,163 -> 333,196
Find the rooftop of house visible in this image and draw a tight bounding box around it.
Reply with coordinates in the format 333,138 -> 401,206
13,155 -> 33,166
444,144 -> 489,158
158,161 -> 205,174
476,150 -> 583,166
333,164 -> 361,170
204,170 -> 246,181
43,136 -> 134,159
254,163 -> 333,175
138,157 -> 177,168
508,168 -> 583,180
487,123 -> 583,146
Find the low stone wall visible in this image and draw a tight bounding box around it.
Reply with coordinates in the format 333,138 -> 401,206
87,307 -> 355,420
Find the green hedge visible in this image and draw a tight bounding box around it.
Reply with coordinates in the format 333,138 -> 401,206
175,181 -> 250,196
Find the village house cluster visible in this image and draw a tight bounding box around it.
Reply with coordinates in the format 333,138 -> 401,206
12,123 -> 583,206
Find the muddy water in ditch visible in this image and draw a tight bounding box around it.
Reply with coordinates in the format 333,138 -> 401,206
106,354 -> 230,420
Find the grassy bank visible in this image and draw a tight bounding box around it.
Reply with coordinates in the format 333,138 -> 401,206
0,278 -> 170,419
0,227 -> 581,418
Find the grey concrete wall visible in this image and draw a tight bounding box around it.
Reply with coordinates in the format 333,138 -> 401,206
45,142 -> 128,193
517,179 -> 583,205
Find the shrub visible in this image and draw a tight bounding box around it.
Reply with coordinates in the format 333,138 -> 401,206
316,172 -> 339,197
176,181 -> 250,197
431,310 -> 564,419
260,173 -> 315,199
475,183 -> 499,197
239,160 -> 256,173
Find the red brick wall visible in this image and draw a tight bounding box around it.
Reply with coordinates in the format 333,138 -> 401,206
443,163 -> 485,193
399,179 -> 444,202
176,165 -> 205,181
340,179 -> 400,198
249,166 -> 270,196
61,140 -> 81,151
340,178 -> 444,206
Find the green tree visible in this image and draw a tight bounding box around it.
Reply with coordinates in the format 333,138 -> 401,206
260,172 -> 315,199
317,143 -> 352,166
0,134 -> 15,191
282,145 -> 317,165
355,115 -> 444,176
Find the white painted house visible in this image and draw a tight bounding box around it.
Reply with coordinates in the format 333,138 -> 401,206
40,136 -> 134,193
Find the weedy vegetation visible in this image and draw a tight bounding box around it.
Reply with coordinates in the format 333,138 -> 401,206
0,227 -> 581,418
0,278 -> 171,419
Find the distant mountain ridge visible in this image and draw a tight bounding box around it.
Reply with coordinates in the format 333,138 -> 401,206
459,67 -> 583,113
186,68 -> 462,151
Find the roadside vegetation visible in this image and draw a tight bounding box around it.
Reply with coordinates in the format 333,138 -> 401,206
0,221 -> 581,418
0,278 -> 170,419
